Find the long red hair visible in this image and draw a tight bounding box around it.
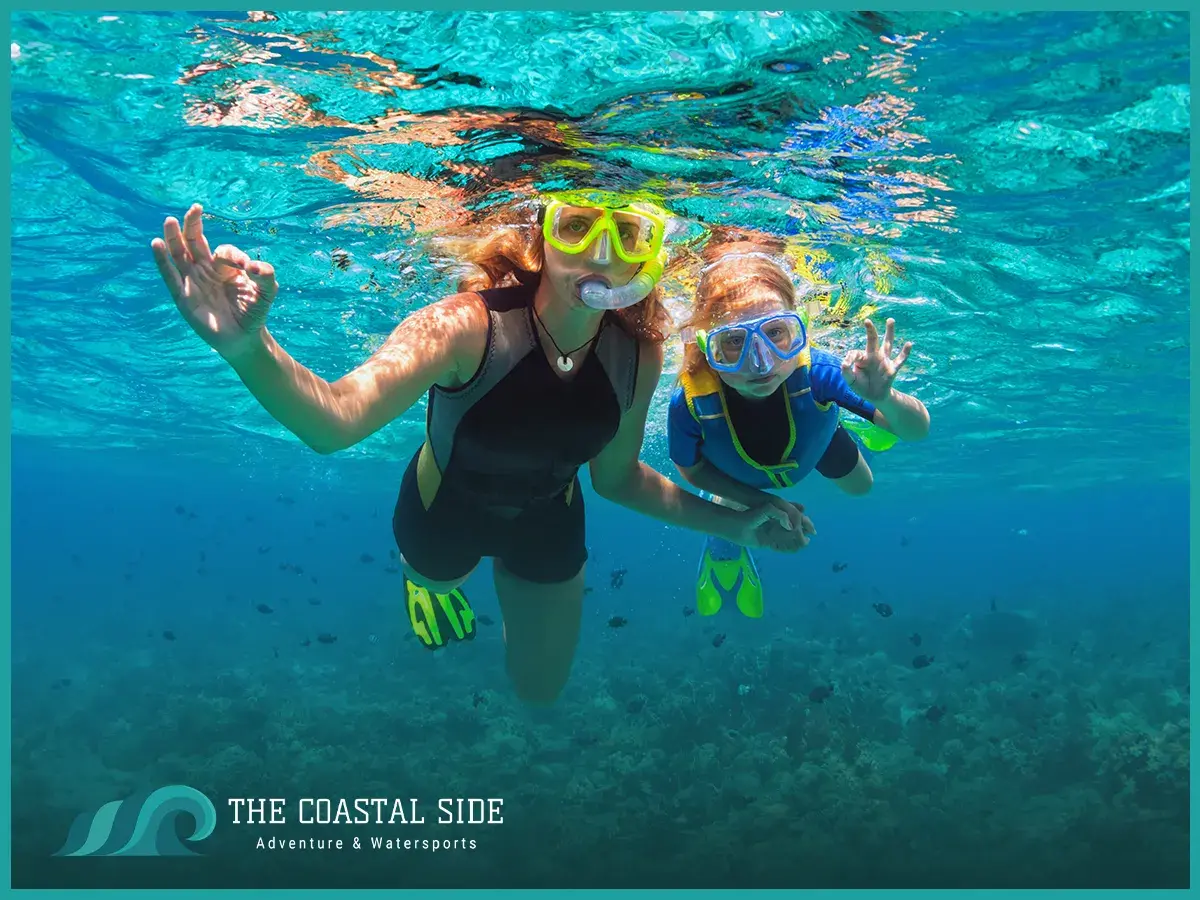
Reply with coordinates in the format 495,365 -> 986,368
680,227 -> 798,379
432,205 -> 671,344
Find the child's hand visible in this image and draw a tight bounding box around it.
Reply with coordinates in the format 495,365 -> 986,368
841,318 -> 913,402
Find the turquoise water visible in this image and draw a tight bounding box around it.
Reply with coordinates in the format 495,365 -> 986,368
10,10 -> 1189,889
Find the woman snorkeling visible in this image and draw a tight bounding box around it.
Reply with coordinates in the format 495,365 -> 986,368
668,233 -> 930,618
151,194 -> 813,705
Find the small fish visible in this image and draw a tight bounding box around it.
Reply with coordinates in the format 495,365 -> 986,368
712,633 -> 726,648
307,597 -> 321,606
912,654 -> 935,669
258,546 -> 271,554
832,562 -> 848,573
900,536 -> 910,547
607,616 -> 628,628
316,632 -> 337,644
478,614 -> 494,626
272,647 -> 279,659
909,632 -> 922,647
872,602 -> 893,618
610,568 -> 627,589
584,586 -> 594,595
300,638 -> 311,647
1011,652 -> 1029,669
925,704 -> 946,722
360,553 -> 375,564
765,59 -> 813,74
255,603 -> 274,614
990,597 -> 997,612
808,684 -> 834,703
384,565 -> 399,574
51,678 -> 72,689
162,630 -> 176,641
174,505 -> 186,516
276,495 -> 295,505
314,519 -> 326,528
682,606 -> 695,617
199,551 -> 206,563
472,692 -> 485,708
389,549 -> 398,560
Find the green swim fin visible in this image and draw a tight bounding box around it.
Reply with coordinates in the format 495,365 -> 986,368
405,577 -> 476,650
842,414 -> 899,453
695,535 -> 764,618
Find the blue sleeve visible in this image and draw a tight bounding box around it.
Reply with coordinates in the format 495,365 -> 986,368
667,387 -> 704,467
808,348 -> 877,422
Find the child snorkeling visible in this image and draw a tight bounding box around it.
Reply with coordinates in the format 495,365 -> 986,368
667,233 -> 931,617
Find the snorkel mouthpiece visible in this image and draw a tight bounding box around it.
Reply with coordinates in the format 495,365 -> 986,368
579,251 -> 666,311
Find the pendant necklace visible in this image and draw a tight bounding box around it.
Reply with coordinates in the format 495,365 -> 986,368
532,305 -> 598,373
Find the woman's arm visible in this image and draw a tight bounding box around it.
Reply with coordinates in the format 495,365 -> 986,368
675,459 -> 771,510
589,343 -> 800,546
225,293 -> 486,454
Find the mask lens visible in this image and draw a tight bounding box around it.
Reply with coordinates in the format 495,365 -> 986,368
760,314 -> 805,355
551,207 -> 605,247
611,211 -> 655,257
713,326 -> 749,366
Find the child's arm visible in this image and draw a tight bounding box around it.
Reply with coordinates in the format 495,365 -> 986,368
837,318 -> 930,441
870,387 -> 929,441
811,346 -> 930,441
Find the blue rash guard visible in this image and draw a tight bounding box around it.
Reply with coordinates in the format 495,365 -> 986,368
668,347 -> 877,490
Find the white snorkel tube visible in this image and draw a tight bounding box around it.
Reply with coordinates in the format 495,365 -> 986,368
579,250 -> 668,311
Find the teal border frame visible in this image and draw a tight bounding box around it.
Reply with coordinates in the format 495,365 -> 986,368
3,2 -> 1194,897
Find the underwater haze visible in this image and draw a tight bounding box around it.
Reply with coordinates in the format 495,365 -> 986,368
10,10 -> 1190,889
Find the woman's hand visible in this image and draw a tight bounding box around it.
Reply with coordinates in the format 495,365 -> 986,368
763,495 -> 813,536
729,502 -> 816,552
151,204 -> 279,361
841,317 -> 913,403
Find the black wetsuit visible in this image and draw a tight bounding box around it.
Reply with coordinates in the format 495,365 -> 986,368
392,278 -> 638,584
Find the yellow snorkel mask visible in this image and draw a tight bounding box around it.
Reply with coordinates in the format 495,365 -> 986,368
539,191 -> 669,310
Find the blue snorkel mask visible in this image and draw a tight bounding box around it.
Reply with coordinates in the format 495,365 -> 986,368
696,310 -> 808,376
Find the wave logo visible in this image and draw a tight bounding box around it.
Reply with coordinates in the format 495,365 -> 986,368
53,785 -> 217,857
